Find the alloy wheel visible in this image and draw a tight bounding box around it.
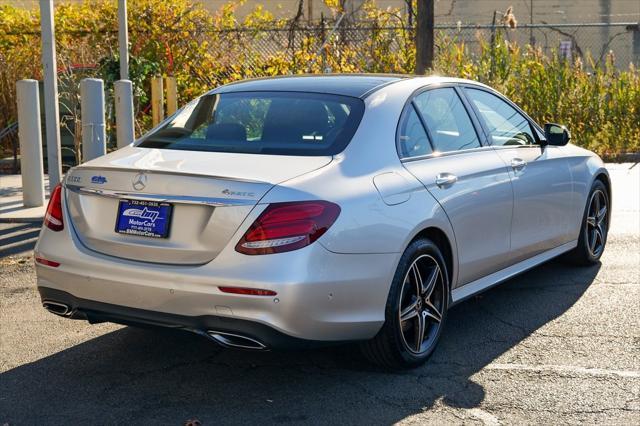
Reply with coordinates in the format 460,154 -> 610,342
398,254 -> 446,354
586,189 -> 608,257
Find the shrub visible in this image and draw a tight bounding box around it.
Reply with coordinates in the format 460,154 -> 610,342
434,32 -> 639,158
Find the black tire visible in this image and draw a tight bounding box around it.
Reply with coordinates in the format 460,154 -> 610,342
360,238 -> 449,369
565,179 -> 610,265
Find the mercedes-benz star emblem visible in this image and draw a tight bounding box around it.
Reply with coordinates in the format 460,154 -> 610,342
132,172 -> 147,191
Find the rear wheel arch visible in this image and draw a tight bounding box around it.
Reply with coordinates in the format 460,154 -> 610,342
410,227 -> 454,289
362,235 -> 450,368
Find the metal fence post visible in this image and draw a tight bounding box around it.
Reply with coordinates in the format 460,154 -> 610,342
632,23 -> 640,66
114,80 -> 135,148
151,76 -> 164,126
490,11 -> 499,80
80,78 -> 106,162
16,80 -> 45,207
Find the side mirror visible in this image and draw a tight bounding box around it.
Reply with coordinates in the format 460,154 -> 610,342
543,123 -> 571,146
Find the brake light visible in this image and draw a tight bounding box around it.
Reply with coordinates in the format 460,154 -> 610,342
236,201 -> 340,255
44,183 -> 63,232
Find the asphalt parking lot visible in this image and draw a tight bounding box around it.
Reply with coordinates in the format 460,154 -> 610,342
1,163 -> 638,425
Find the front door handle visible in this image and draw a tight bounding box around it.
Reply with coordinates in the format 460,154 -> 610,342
511,158 -> 527,171
435,173 -> 458,188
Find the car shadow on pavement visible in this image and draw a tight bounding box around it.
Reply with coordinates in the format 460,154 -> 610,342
0,259 -> 600,424
0,222 -> 41,258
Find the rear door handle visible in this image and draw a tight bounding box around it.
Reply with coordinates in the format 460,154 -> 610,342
511,158 -> 527,171
435,173 -> 458,188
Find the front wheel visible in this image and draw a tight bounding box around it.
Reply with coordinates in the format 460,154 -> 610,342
566,179 -> 610,265
361,239 -> 449,369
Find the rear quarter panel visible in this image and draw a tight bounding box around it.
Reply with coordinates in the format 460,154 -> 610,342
256,78 -> 460,285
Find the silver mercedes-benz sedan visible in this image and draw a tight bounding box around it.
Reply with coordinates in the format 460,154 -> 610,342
35,75 -> 610,368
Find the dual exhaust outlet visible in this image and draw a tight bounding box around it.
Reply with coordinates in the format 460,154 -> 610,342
42,301 -> 74,317
206,330 -> 267,350
42,301 -> 267,351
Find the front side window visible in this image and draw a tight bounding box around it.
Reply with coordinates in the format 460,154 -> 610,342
138,92 -> 364,156
412,88 -> 481,153
465,89 -> 536,146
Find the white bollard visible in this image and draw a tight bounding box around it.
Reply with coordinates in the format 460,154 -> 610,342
114,80 -> 135,148
16,80 -> 45,207
80,78 -> 106,162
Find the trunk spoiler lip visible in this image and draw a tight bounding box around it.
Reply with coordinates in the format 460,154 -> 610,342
65,185 -> 257,207
68,165 -> 265,184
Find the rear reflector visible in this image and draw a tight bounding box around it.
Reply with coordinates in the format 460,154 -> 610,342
219,287 -> 277,296
35,257 -> 60,267
44,183 -> 64,232
235,200 -> 340,255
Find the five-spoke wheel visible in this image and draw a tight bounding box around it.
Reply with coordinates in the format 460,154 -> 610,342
566,179 -> 609,265
586,189 -> 608,257
361,238 -> 449,369
398,255 -> 445,354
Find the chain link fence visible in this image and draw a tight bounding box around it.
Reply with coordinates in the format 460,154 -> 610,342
3,21 -> 637,74
438,22 -> 639,69
2,20 -> 638,171
206,22 -> 639,79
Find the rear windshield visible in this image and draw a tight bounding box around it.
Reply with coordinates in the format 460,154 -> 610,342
138,91 -> 365,156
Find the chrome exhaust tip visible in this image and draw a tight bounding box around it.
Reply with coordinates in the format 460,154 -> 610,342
206,330 -> 267,350
42,300 -> 73,317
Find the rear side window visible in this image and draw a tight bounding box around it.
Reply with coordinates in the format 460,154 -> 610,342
398,106 -> 432,158
465,89 -> 536,146
413,88 -> 481,153
138,92 -> 365,156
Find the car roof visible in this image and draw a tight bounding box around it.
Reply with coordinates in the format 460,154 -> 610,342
213,74 -> 412,98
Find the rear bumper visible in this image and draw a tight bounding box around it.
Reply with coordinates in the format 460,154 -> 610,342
35,219 -> 399,343
38,287 -> 321,349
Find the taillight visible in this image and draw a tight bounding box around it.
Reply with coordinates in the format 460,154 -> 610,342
44,183 -> 64,232
236,201 -> 340,255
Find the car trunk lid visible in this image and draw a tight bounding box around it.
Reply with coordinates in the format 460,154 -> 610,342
65,147 -> 332,264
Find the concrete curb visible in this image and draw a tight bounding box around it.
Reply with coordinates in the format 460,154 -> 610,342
0,218 -> 43,224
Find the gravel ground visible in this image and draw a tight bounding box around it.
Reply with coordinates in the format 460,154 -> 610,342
1,163 -> 638,425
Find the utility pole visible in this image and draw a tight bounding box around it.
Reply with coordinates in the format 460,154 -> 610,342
415,0 -> 435,74
118,0 -> 129,80
116,0 -> 135,149
39,0 -> 62,187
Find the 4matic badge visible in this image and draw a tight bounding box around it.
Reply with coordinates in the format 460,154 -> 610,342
222,189 -> 256,197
